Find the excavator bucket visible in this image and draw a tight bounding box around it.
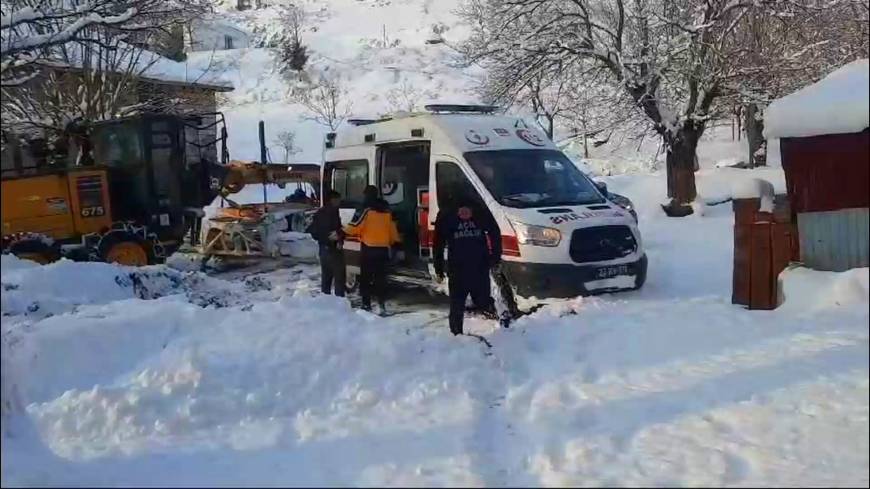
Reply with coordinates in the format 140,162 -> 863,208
199,161 -> 321,259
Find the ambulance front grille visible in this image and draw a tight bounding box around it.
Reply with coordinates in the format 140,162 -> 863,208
569,225 -> 637,263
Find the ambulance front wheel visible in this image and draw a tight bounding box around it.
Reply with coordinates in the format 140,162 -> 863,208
491,265 -> 521,319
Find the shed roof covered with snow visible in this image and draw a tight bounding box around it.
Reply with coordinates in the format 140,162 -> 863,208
764,59 -> 869,139
766,59 -> 870,272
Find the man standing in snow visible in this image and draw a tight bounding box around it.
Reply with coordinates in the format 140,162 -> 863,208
344,185 -> 402,314
433,197 -> 503,335
307,189 -> 346,297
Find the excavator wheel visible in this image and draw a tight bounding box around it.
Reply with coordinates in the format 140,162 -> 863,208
2,233 -> 61,265
98,231 -> 152,266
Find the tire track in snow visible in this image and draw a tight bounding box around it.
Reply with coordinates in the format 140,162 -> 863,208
462,331 -> 532,487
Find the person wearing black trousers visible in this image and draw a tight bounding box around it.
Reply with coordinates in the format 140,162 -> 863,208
307,189 -> 346,296
433,198 -> 503,335
344,186 -> 402,314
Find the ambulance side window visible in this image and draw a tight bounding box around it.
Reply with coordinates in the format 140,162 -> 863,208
436,161 -> 482,209
328,159 -> 368,207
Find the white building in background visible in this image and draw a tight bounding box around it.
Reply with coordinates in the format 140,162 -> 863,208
185,18 -> 251,52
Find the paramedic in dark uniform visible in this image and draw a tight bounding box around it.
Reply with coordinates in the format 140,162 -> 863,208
433,197 -> 502,335
344,185 -> 402,313
307,189 -> 346,296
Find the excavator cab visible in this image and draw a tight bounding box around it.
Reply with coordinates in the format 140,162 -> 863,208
88,113 -> 228,243
1,113 -> 230,265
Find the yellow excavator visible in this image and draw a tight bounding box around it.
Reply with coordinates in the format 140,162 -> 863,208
1,113 -> 314,266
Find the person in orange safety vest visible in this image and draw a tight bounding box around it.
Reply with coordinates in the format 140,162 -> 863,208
344,185 -> 401,314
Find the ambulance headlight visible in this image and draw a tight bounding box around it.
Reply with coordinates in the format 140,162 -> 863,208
511,221 -> 561,247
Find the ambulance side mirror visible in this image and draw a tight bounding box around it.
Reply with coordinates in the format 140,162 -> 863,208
594,180 -> 609,197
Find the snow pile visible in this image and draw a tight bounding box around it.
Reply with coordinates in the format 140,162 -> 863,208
765,59 -> 869,138
779,266 -> 870,313
0,255 -> 279,320
276,231 -> 319,259
21,295 -> 488,461
1,255 -> 164,318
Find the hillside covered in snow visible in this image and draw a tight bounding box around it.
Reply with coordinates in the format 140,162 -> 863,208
188,0 -> 480,163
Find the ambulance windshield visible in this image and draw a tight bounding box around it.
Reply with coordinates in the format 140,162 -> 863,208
464,149 -> 604,208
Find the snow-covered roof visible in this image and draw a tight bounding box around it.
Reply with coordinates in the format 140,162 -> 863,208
52,42 -> 234,91
193,17 -> 250,37
138,51 -> 234,91
764,59 -> 869,139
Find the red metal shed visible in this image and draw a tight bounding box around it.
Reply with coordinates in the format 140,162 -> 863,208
765,60 -> 870,272
780,129 -> 870,214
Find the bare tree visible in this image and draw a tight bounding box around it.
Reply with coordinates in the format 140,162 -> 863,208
561,70 -> 644,158
273,129 -> 300,163
385,77 -> 423,113
726,1 -> 869,167
3,34 -> 153,137
482,46 -> 649,150
292,75 -> 354,131
459,0 -> 862,216
1,0 -> 208,87
485,66 -> 569,140
1,0 -> 210,152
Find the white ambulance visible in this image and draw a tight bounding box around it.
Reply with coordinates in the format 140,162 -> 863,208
322,105 -> 647,304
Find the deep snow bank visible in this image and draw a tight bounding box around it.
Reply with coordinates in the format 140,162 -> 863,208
0,255 -> 296,416
3,249 -> 868,486
1,255 -> 247,319
2,257 -> 495,484
21,294 -> 489,462
779,266 -> 870,313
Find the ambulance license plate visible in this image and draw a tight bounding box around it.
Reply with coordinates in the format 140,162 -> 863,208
595,264 -> 631,279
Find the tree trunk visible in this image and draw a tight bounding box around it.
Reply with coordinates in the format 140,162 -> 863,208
662,126 -> 700,217
540,114 -> 554,140
744,103 -> 766,167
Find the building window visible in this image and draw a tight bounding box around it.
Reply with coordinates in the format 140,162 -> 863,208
224,35 -> 234,50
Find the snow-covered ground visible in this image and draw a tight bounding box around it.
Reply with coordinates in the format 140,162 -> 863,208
3,160 -> 868,486
3,1 -> 868,486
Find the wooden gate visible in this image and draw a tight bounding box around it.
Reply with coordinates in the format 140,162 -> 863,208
732,195 -> 799,310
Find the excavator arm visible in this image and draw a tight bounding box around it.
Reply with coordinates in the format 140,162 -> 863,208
209,160 -> 321,207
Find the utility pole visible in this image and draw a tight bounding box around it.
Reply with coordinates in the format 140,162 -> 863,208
259,120 -> 268,211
